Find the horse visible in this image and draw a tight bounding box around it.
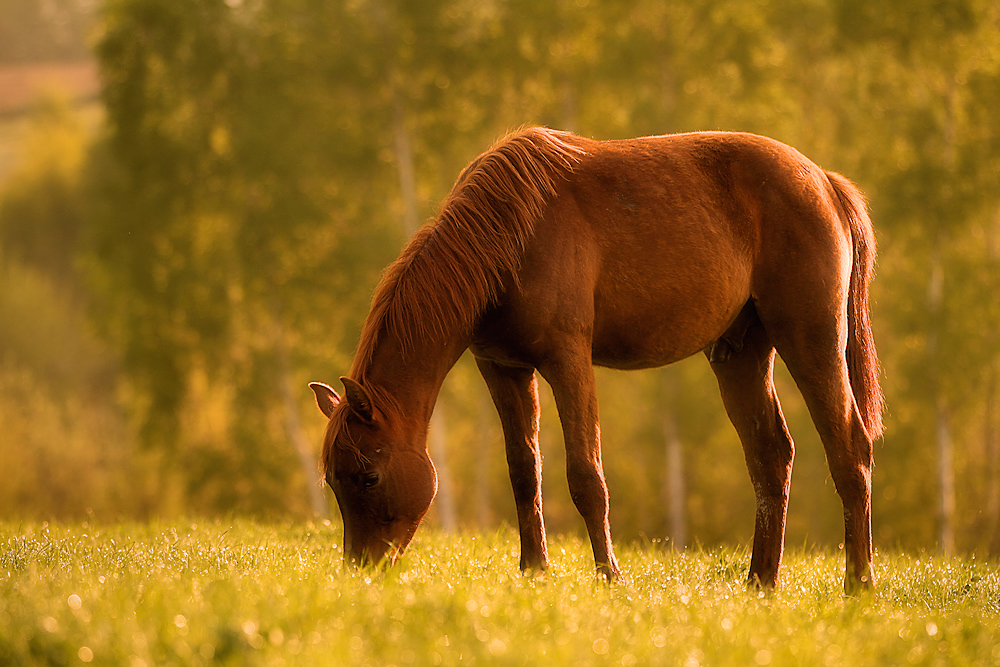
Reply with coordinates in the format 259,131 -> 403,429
309,127 -> 884,593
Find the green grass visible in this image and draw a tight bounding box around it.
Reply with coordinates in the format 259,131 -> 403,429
2,521 -> 999,666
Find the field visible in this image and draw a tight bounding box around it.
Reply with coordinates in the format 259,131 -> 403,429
2,521 -> 999,666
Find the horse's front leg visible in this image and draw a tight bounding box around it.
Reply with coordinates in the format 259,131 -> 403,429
539,349 -> 622,582
476,358 -> 549,573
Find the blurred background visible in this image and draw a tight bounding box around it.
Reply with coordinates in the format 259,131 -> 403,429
2,0 -> 999,557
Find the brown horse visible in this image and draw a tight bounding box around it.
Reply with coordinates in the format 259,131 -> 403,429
309,127 -> 884,593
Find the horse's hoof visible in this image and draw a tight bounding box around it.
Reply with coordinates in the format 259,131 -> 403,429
597,562 -> 623,584
843,573 -> 876,598
746,572 -> 778,592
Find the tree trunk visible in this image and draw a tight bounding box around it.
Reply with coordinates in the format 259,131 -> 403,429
661,372 -> 686,548
988,213 -> 1000,555
985,370 -> 999,554
561,77 -> 577,133
273,312 -> 328,519
392,84 -> 419,237
430,402 -> 458,532
664,409 -> 686,549
936,395 -> 955,556
928,244 -> 954,555
475,386 -> 494,527
931,81 -> 959,556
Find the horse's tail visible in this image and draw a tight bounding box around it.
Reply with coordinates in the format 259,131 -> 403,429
826,170 -> 885,440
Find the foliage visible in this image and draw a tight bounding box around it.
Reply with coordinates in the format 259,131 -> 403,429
0,92 -> 152,521
0,94 -> 89,286
2,521 -> 1000,666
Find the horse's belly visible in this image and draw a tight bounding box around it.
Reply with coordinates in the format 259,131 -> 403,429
590,261 -> 750,369
591,300 -> 736,369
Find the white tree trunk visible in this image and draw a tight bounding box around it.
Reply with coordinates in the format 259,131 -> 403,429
664,409 -> 686,549
392,85 -> 419,237
934,82 -> 958,555
475,387 -> 494,527
928,246 -> 954,555
274,313 -> 328,519
430,403 -> 458,532
936,396 -> 955,556
988,216 -> 1000,554
985,372 -> 999,553
661,373 -> 686,548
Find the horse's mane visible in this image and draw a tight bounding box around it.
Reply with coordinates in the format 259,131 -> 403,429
351,126 -> 585,383
322,128 -> 584,475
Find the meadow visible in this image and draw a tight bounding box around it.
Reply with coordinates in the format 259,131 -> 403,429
2,521 -> 999,666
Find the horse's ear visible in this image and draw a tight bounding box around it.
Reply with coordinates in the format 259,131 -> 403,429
340,376 -> 374,422
308,382 -> 341,418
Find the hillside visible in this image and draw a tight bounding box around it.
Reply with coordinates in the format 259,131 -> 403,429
0,60 -> 100,180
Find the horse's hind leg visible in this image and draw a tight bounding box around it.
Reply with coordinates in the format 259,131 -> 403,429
775,336 -> 875,593
761,301 -> 875,594
709,314 -> 795,588
476,358 -> 549,572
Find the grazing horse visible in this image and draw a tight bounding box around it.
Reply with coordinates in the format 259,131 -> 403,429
310,127 -> 884,593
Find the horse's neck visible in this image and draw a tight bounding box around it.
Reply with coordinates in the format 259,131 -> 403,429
362,328 -> 468,427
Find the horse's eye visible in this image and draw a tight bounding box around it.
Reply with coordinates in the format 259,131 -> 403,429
359,471 -> 381,489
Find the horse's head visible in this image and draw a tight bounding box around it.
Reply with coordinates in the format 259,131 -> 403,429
309,379 -> 437,568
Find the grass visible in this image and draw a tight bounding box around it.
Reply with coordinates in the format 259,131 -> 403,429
2,521 -> 999,666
